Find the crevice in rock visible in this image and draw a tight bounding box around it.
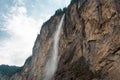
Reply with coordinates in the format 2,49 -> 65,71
63,44 -> 77,64
77,0 -> 88,14
111,47 -> 120,55
101,12 -> 116,27
96,0 -> 102,27
88,40 -> 96,54
113,0 -> 120,13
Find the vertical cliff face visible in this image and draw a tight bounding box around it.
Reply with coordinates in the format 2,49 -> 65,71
55,0 -> 120,79
1,0 -> 119,80
55,0 -> 120,80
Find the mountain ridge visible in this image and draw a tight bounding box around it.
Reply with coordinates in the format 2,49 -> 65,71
0,0 -> 120,80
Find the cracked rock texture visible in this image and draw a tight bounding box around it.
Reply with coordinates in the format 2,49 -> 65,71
0,0 -> 120,80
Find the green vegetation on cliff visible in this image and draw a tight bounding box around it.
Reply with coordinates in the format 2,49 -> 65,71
0,65 -> 23,77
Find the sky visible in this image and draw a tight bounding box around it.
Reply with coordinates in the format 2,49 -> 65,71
0,0 -> 71,66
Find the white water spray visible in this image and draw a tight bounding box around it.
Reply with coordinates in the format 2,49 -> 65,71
44,14 -> 65,80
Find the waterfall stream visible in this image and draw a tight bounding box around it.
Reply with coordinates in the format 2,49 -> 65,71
44,14 -> 65,80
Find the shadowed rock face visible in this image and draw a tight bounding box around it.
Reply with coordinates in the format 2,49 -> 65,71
0,0 -> 120,80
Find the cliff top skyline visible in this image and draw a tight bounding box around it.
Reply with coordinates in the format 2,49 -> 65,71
0,0 -> 71,66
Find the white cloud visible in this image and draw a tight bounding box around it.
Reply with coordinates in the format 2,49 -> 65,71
13,0 -> 25,5
0,5 -> 42,66
48,0 -> 70,7
11,6 -> 27,15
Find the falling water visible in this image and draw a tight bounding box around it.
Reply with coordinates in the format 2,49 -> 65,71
44,14 -> 65,80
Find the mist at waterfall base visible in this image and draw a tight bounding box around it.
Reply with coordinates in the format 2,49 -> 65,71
44,14 -> 65,80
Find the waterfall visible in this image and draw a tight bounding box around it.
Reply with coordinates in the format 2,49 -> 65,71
44,14 -> 65,80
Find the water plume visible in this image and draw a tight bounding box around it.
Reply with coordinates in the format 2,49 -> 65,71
44,14 -> 65,80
